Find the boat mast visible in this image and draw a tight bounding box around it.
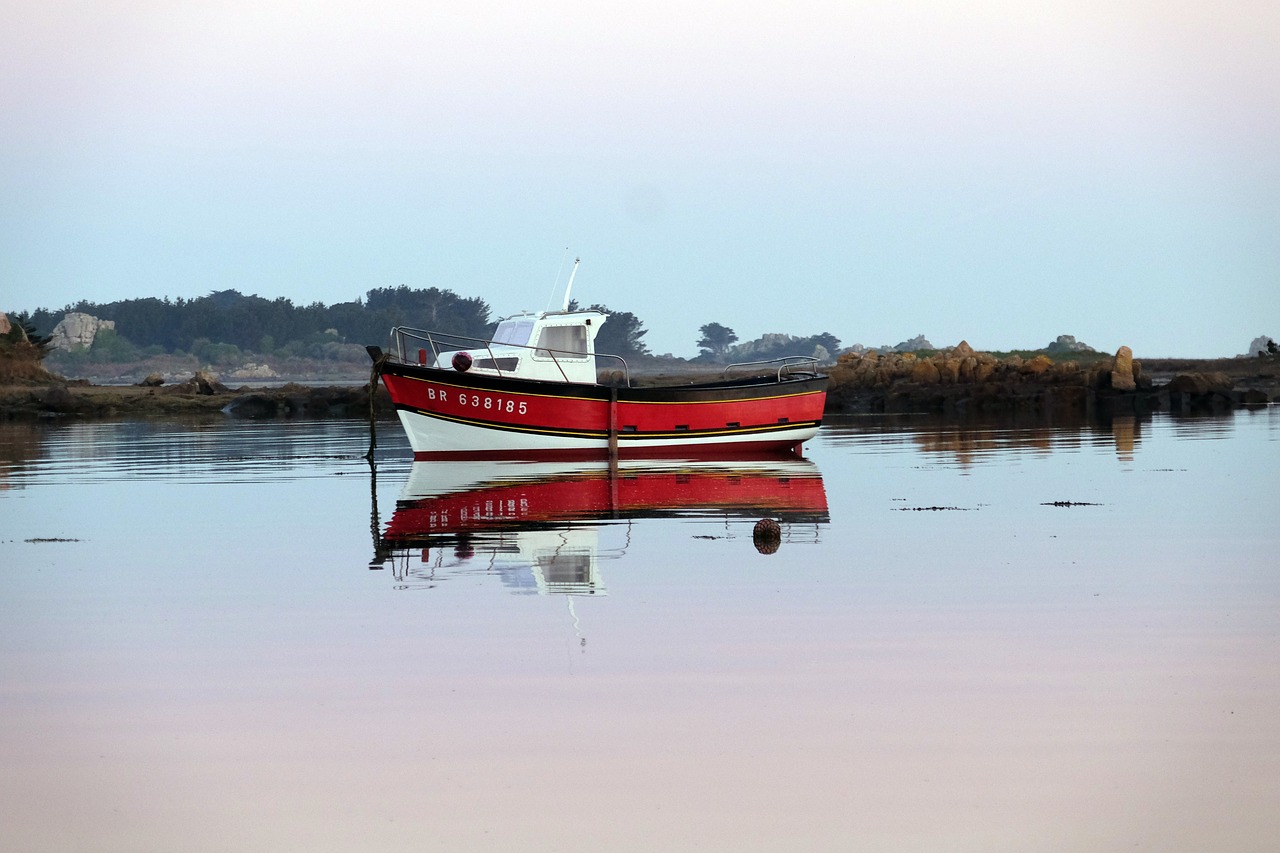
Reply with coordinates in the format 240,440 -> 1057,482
562,257 -> 581,311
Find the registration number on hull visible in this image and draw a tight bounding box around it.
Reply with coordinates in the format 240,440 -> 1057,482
427,385 -> 528,416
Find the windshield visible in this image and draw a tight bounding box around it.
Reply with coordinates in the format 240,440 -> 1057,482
491,319 -> 534,346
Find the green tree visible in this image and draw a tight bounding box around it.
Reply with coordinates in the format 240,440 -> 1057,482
697,323 -> 738,360
87,328 -> 140,363
5,312 -> 54,358
583,303 -> 649,357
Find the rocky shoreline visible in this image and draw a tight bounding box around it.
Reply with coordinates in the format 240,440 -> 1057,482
826,344 -> 1278,414
0,346 -> 1276,421
0,373 -> 395,420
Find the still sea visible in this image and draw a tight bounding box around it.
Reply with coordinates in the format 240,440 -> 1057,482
2,409 -> 1277,852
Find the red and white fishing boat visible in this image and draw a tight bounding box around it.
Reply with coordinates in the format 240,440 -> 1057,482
368,268 -> 828,460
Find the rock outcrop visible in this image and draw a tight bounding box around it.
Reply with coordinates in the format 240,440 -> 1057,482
164,370 -> 228,396
1246,335 -> 1277,357
50,313 -> 115,351
887,334 -> 933,353
228,362 -> 281,380
1166,372 -> 1233,395
824,342 -> 1258,415
1045,334 -> 1096,354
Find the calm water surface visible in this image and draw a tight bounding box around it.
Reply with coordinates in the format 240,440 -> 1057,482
2,411 -> 1277,852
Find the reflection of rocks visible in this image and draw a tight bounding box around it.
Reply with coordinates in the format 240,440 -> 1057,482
1112,415 -> 1136,462
223,384 -> 376,418
907,413 -> 1145,468
0,381 -> 391,419
828,343 -> 1267,415
223,393 -> 279,418
0,420 -> 47,491
40,385 -> 77,413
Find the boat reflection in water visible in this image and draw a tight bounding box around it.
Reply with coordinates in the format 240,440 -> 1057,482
371,458 -> 829,593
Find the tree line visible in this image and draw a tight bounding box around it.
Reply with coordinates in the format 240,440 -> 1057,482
14,287 -> 657,365
696,322 -> 840,363
13,286 -> 839,365
21,287 -> 488,355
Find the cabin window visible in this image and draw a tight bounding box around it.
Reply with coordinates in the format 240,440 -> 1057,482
534,324 -> 588,359
473,357 -> 520,372
492,319 -> 534,346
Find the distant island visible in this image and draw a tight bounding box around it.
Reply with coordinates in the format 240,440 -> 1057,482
7,286 -> 1277,382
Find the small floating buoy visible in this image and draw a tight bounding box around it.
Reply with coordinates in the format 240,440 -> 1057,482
452,351 -> 473,372
753,518 -> 782,555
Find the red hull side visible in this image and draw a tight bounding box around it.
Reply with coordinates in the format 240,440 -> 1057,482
379,363 -> 827,458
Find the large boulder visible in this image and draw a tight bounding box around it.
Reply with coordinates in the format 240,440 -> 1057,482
1,312 -> 32,345
50,313 -> 115,351
1241,388 -> 1270,406
1110,346 -> 1136,391
1245,335 -> 1276,357
1021,354 -> 1054,376
1167,372 -> 1233,394
974,360 -> 999,383
929,358 -> 954,384
166,370 -> 228,396
910,360 -> 941,384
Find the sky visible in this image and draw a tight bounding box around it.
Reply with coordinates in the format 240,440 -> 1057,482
2,0 -> 1277,358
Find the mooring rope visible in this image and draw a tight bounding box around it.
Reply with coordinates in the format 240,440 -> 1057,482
365,351 -> 389,462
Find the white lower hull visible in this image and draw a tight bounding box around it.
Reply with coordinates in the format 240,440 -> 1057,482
396,408 -> 819,458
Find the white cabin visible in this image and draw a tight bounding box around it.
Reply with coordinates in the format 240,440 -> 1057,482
433,309 -> 609,384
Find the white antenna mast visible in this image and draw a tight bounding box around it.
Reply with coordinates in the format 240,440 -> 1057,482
546,247 -> 570,311
561,257 -> 580,311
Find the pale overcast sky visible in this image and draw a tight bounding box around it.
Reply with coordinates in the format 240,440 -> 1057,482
3,1 -> 1277,357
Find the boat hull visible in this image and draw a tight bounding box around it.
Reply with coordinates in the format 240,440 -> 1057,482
378,361 -> 827,459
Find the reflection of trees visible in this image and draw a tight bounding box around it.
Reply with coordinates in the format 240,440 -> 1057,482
0,422 -> 48,491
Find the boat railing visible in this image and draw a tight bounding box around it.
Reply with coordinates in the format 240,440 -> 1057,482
389,326 -> 631,386
592,352 -> 631,387
723,355 -> 822,382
